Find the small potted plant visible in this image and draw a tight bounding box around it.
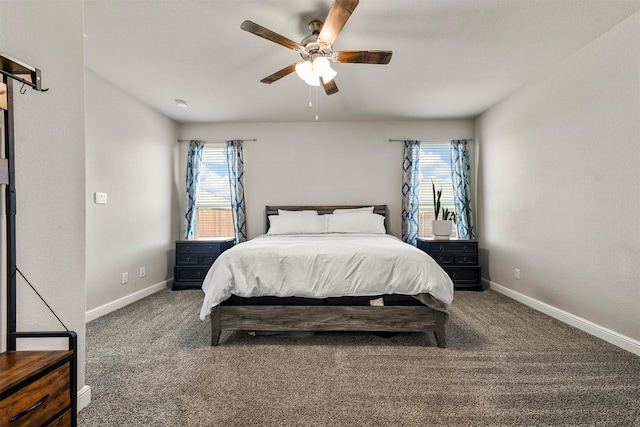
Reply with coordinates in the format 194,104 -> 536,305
431,180 -> 456,239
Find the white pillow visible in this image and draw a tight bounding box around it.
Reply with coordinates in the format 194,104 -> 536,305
277,209 -> 318,215
333,206 -> 375,214
326,213 -> 386,234
268,215 -> 326,234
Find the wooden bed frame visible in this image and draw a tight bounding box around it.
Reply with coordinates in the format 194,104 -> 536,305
210,205 -> 448,347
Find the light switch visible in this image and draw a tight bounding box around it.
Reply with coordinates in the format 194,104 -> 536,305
95,192 -> 107,204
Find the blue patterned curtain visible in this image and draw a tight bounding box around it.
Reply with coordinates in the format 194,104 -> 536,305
450,140 -> 476,239
226,140 -> 247,243
184,140 -> 204,239
401,140 -> 421,245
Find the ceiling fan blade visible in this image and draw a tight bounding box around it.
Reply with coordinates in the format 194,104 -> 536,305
260,63 -> 297,84
318,0 -> 359,47
241,20 -> 302,51
334,50 -> 392,64
321,78 -> 339,95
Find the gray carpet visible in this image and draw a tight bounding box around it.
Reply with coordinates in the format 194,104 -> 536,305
78,289 -> 640,426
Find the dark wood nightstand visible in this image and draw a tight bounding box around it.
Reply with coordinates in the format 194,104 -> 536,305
173,238 -> 235,290
417,238 -> 482,290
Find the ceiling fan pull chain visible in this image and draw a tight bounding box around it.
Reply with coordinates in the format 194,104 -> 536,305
315,86 -> 319,121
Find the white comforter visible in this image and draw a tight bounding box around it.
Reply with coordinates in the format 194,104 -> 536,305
199,233 -> 454,320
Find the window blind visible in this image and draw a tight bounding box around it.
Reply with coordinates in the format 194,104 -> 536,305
418,144 -> 455,212
417,143 -> 457,238
197,144 -> 231,209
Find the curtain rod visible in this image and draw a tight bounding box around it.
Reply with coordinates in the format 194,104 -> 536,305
388,139 -> 472,143
177,138 -> 257,143
389,139 -> 448,143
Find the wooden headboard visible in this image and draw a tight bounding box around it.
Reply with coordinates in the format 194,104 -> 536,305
265,205 -> 388,232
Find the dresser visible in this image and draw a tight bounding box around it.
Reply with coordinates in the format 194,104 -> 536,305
173,238 -> 235,289
0,350 -> 74,426
417,238 -> 482,290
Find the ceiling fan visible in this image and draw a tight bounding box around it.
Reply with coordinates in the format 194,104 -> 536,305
240,0 -> 392,95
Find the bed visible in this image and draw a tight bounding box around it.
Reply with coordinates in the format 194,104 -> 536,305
199,205 -> 454,347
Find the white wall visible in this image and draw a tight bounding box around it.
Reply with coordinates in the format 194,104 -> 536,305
475,11 -> 640,342
180,120 -> 475,239
85,70 -> 180,312
0,0 -> 87,387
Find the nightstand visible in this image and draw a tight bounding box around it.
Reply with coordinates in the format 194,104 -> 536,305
417,238 -> 482,290
173,238 -> 235,290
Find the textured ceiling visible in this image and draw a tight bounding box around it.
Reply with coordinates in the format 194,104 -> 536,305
83,0 -> 640,123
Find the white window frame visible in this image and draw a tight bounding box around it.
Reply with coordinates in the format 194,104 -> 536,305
418,143 -> 457,238
195,143 -> 234,238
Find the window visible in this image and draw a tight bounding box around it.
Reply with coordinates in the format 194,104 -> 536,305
196,144 -> 234,238
418,144 -> 457,238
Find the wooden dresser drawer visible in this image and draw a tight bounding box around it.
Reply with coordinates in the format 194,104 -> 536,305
0,361 -> 70,426
48,408 -> 72,426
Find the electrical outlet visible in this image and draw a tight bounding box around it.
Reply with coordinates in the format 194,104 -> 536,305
95,192 -> 107,204
122,272 -> 129,284
514,268 -> 521,280
140,267 -> 146,278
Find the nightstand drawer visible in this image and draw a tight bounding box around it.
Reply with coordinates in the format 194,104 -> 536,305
200,255 -> 217,265
432,254 -> 454,265
177,241 -> 232,255
443,266 -> 481,284
175,266 -> 210,282
176,254 -> 199,265
177,253 -> 220,266
455,254 -> 477,265
428,242 -> 477,254
0,362 -> 70,426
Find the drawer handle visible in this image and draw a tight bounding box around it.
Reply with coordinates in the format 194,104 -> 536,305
439,246 -> 444,251
9,394 -> 50,423
452,272 -> 457,278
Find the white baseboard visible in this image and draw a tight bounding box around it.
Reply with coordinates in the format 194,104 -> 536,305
486,279 -> 640,356
77,385 -> 91,412
82,282 -> 171,412
85,280 -> 170,323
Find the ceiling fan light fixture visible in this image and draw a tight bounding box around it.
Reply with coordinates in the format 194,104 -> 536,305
296,58 -> 337,86
319,65 -> 337,83
305,74 -> 321,87
295,61 -> 314,82
312,56 -> 330,72
313,56 -> 337,83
